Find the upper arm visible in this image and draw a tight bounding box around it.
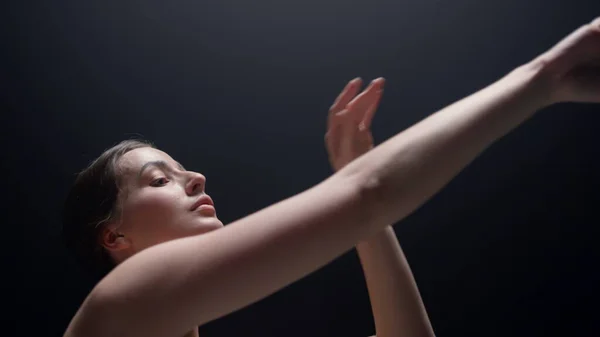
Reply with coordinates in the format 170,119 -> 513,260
66,173 -> 379,337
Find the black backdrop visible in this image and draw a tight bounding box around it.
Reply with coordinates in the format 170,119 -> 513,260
3,1 -> 600,336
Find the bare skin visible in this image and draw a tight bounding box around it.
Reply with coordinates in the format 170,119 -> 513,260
64,17 -> 600,337
326,78 -> 435,337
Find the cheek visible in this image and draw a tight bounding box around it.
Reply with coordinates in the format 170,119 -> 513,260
124,189 -> 184,231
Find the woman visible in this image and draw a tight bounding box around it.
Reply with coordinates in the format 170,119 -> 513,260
62,17 -> 600,337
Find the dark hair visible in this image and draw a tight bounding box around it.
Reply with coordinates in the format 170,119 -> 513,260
62,139 -> 154,280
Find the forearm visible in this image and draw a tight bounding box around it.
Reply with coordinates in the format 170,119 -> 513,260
340,61 -> 551,231
356,227 -> 434,337
351,63 -> 548,337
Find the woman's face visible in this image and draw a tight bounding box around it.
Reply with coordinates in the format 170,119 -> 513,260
103,147 -> 224,259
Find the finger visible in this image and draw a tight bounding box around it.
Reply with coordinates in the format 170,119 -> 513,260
346,78 -> 385,124
331,77 -> 363,113
360,88 -> 384,131
328,78 -> 362,129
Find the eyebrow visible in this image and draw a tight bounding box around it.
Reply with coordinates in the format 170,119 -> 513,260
137,160 -> 186,180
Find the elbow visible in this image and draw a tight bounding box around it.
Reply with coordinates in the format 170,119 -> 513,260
334,151 -> 390,216
358,174 -> 393,226
337,168 -> 391,230
344,162 -> 409,231
357,174 -> 386,208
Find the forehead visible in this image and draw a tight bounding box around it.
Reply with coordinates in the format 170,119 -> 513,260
119,147 -> 179,175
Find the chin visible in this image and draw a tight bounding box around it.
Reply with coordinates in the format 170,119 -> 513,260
211,219 -> 225,228
194,217 -> 224,231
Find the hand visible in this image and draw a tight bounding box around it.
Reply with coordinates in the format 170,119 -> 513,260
534,16 -> 600,104
325,77 -> 385,172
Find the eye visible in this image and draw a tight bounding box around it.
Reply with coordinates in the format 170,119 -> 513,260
150,177 -> 169,187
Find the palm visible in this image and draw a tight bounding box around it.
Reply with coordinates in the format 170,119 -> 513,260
325,78 -> 385,172
559,63 -> 600,103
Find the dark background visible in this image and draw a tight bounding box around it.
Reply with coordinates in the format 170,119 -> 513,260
3,1 -> 600,336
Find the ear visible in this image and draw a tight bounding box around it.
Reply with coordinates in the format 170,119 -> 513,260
99,223 -> 131,252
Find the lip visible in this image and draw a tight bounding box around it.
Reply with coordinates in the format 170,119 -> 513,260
190,195 -> 215,211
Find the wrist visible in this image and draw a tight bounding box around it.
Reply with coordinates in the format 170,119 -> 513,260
511,58 -> 560,109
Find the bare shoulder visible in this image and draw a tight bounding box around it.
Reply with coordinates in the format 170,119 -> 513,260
65,173 -> 376,337
62,290 -> 112,337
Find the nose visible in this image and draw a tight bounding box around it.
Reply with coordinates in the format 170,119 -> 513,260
185,171 -> 206,195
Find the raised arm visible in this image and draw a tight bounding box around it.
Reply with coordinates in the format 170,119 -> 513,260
342,18 -> 600,226
325,77 -> 435,337
65,17 -> 600,337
